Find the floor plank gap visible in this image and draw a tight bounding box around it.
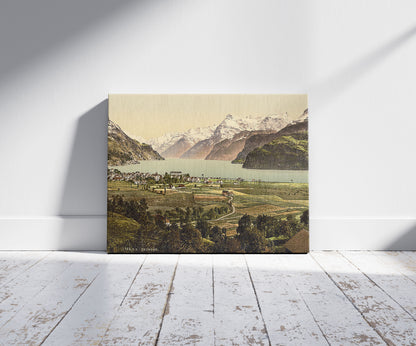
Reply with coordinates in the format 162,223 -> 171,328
310,252 -> 390,345
154,255 -> 180,346
119,255 -> 148,307
42,255 -> 146,345
339,251 -> 416,322
313,251 -> 416,345
0,252 -> 51,290
244,255 -> 272,346
97,255 -> 149,345
40,271 -> 101,345
288,266 -> 331,346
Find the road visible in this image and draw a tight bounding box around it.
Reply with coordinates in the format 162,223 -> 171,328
213,196 -> 235,221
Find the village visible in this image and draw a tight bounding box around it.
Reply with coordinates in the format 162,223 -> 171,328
107,168 -> 243,191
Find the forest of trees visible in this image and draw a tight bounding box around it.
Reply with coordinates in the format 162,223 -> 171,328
107,195 -> 308,254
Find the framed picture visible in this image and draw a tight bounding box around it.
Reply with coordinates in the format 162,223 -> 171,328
107,94 -> 308,254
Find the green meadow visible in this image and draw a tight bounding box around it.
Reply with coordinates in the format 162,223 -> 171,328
107,179 -> 308,254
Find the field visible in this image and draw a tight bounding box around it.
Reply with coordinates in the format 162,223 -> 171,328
108,169 -> 310,253
108,179 -> 308,232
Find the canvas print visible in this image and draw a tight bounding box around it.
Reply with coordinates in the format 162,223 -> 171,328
107,94 -> 308,254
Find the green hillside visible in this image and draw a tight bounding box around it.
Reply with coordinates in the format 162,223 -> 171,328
243,133 -> 308,170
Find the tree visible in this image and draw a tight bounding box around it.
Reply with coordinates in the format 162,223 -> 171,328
255,214 -> 277,237
125,200 -> 140,221
163,223 -> 180,253
163,172 -> 172,185
138,198 -> 150,225
300,209 -> 309,226
237,214 -> 266,253
208,226 -> 227,253
275,218 -> 291,237
225,238 -> 243,253
185,207 -> 191,222
146,177 -> 156,185
205,208 -> 216,220
287,214 -> 301,236
236,214 -> 253,236
180,223 -> 203,253
239,228 -> 266,253
196,219 -> 209,238
210,226 -> 223,243
154,214 -> 166,229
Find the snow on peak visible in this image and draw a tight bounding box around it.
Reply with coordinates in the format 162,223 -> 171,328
148,125 -> 215,153
212,113 -> 290,142
147,113 -> 290,152
129,133 -> 147,144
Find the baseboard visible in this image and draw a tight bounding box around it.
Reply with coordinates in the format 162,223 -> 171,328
0,216 -> 106,250
0,216 -> 415,251
310,218 -> 416,250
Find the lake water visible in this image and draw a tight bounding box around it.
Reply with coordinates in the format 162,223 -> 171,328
112,159 -> 308,183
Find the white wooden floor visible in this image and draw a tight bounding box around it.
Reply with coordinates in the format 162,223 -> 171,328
0,252 -> 415,345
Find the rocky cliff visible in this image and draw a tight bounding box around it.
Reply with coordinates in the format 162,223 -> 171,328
108,120 -> 164,165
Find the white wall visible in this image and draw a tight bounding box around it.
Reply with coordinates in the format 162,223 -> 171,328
0,0 -> 415,250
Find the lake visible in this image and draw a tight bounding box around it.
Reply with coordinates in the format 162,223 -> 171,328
112,159 -> 308,183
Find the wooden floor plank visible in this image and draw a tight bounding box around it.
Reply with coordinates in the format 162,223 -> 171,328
342,251 -> 416,320
157,255 -> 214,345
42,254 -> 146,346
213,254 -> 269,346
373,251 -> 416,282
279,254 -> 384,345
0,252 -> 74,328
0,252 -> 107,345
312,251 -> 416,345
0,252 -> 50,287
100,254 -> 179,345
403,251 -> 416,264
245,255 -> 327,345
0,251 -> 413,345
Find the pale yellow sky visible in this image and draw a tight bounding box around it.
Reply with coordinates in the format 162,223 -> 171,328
109,94 -> 307,140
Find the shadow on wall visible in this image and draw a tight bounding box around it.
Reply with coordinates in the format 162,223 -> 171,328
310,24 -> 416,110
59,100 -> 108,216
58,100 -> 108,250
309,23 -> 416,251
0,0 -> 138,82
386,224 -> 416,251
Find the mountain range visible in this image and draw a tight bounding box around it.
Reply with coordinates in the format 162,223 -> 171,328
148,125 -> 216,159
149,113 -> 290,160
243,115 -> 308,170
108,120 -> 163,166
108,109 -> 308,170
233,109 -> 309,164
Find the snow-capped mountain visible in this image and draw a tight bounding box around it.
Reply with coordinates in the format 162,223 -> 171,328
211,113 -> 289,143
148,125 -> 216,158
149,113 -> 290,160
233,109 -> 308,164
